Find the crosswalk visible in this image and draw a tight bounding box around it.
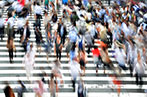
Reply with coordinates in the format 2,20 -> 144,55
0,1 -> 147,97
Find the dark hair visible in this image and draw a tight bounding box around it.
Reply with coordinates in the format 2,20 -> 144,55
93,46 -> 97,49
44,10 -> 47,15
7,11 -> 12,18
50,73 -> 54,79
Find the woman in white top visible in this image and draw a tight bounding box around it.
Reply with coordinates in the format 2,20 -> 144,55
51,60 -> 64,94
23,43 -> 36,80
133,51 -> 145,86
70,57 -> 81,92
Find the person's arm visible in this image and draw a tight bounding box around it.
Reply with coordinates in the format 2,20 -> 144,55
6,40 -> 9,48
54,43 -> 56,54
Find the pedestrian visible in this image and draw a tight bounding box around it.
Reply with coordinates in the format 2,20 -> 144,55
133,51 -> 145,86
92,46 -> 101,75
17,18 -> 24,43
79,51 -> 87,76
115,45 -> 128,73
4,85 -> 15,97
16,80 -> 26,97
44,22 -> 52,62
34,27 -> 43,53
109,75 -> 121,97
6,11 -> 15,38
58,22 -> 67,45
85,31 -> 93,54
6,37 -> 16,63
49,73 -> 56,97
23,43 -> 36,80
54,35 -> 63,61
34,80 -> 45,97
100,46 -> 115,74
44,0 -> 49,10
52,60 -> 64,94
77,78 -> 85,97
21,20 -> 31,43
70,57 -> 81,92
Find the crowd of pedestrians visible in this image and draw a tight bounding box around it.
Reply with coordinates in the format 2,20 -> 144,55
0,0 -> 147,97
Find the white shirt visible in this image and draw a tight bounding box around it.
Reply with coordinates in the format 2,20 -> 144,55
7,17 -> 15,28
133,59 -> 145,76
115,48 -> 126,66
17,18 -> 25,28
34,5 -> 42,15
121,22 -> 130,37
89,24 -> 96,38
70,60 -> 81,79
15,4 -> 23,12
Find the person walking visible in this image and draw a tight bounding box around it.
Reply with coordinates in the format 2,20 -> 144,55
92,46 -> 101,75
51,60 -> 64,95
70,57 -> 82,92
4,84 -> 15,97
133,51 -> 145,87
49,73 -> 56,97
16,80 -> 26,97
34,80 -> 45,97
23,43 -> 36,80
6,37 -> 16,63
54,35 -> 63,61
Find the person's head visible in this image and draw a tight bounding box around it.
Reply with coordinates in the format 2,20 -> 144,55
50,73 -> 54,79
7,11 -> 12,18
37,2 -> 40,6
93,46 -> 97,49
57,34 -> 61,40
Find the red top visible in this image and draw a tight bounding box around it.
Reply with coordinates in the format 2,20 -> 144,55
110,75 -> 121,86
96,40 -> 107,48
92,48 -> 100,57
18,0 -> 25,6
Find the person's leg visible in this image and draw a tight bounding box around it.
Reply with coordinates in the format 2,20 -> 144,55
0,28 -> 2,40
72,78 -> 76,92
117,85 -> 121,97
135,74 -> 139,85
103,62 -> 106,74
140,76 -> 143,86
46,53 -> 49,61
9,50 -> 11,63
87,45 -> 90,54
56,50 -> 59,59
39,44 -> 41,53
96,64 -> 98,75
59,50 -> 61,61
9,49 -> 13,63
129,63 -> 133,77
83,66 -> 85,76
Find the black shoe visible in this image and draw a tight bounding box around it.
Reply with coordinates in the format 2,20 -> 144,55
10,60 -> 12,63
